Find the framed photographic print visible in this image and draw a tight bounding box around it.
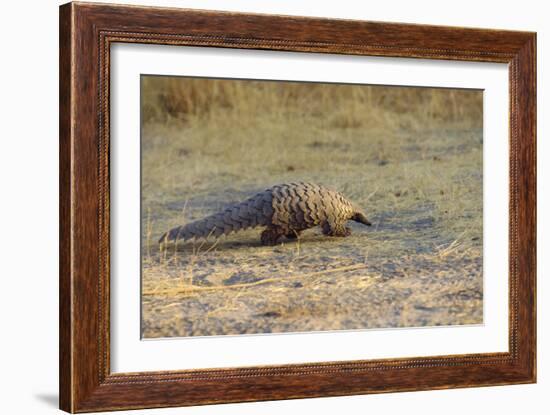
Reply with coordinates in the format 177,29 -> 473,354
59,2 -> 536,412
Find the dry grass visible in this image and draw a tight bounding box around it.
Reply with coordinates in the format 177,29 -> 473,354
140,76 -> 483,338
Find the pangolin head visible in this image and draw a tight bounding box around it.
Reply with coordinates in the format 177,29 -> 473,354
350,204 -> 372,226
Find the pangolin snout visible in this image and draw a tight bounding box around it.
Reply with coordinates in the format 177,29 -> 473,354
353,212 -> 372,226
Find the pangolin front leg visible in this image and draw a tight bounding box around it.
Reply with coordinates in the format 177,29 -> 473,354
321,221 -> 352,237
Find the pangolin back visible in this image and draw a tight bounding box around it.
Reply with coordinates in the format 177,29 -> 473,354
160,182 -> 369,244
269,182 -> 354,230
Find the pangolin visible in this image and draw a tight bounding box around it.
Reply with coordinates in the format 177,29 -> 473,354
159,182 -> 372,246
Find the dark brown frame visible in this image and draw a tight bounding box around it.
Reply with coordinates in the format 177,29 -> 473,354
59,2 -> 536,412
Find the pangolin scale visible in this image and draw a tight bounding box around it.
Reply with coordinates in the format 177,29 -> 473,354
159,182 -> 372,246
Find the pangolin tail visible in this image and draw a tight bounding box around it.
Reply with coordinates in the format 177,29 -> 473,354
159,190 -> 274,244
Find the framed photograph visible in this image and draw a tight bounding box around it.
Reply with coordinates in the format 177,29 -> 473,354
59,2 -> 536,412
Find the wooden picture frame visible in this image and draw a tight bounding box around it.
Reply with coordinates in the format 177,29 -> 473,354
59,2 -> 536,412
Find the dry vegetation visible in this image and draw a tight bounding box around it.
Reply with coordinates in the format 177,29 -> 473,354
141,76 -> 483,338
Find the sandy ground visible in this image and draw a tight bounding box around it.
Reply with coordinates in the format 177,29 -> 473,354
141,78 -> 483,338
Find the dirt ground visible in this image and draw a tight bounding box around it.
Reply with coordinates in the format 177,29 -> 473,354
140,77 -> 483,338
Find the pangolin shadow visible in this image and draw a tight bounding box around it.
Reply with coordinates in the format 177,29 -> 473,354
161,225 -> 371,254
